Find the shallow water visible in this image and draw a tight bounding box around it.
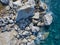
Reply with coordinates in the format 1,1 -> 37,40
40,0 -> 60,45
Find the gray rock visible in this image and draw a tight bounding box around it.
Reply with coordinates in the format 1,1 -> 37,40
5,6 -> 10,10
0,0 -> 9,5
22,31 -> 31,36
27,40 -> 35,45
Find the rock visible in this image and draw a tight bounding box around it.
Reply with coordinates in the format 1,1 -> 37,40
25,26 -> 30,31
22,38 -> 28,43
28,0 -> 35,7
5,6 -> 10,10
31,26 -> 40,32
37,22 -> 44,26
30,35 -> 36,40
22,31 -> 31,36
37,32 -> 49,40
20,43 -> 26,45
43,13 -> 53,25
13,0 -> 22,6
0,0 -> 9,5
34,37 -> 40,45
10,30 -> 18,39
27,38 -> 32,42
40,1 -> 47,10
27,40 -> 35,45
10,38 -> 18,45
8,20 -> 14,24
32,19 -> 38,24
0,32 -> 11,45
42,32 -> 49,39
16,19 -> 31,30
32,12 -> 40,19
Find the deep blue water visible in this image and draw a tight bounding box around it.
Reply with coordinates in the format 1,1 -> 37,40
40,0 -> 60,45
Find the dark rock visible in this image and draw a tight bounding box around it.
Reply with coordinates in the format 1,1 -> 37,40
16,7 -> 34,30
16,7 -> 34,21
16,19 -> 31,30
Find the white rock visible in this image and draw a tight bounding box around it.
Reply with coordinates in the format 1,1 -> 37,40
22,38 -> 28,43
9,0 -> 13,8
13,0 -> 22,6
25,27 -> 30,31
40,1 -> 47,10
32,12 -> 40,19
32,19 -> 38,24
27,40 -> 35,45
9,20 -> 14,23
20,4 -> 31,10
5,6 -> 10,10
37,22 -> 44,26
22,31 -> 31,35
30,26 -> 40,32
28,0 -> 35,7
43,13 -> 53,25
30,35 -> 36,40
27,38 -> 32,42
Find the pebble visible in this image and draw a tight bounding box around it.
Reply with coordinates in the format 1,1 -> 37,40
31,26 -> 40,32
22,38 -> 28,43
37,22 -> 44,26
22,31 -> 31,36
30,35 -> 36,40
32,19 -> 38,24
25,26 -> 30,31
27,40 -> 35,45
5,6 -> 10,10
27,38 -> 32,42
32,12 -> 40,19
8,20 -> 14,24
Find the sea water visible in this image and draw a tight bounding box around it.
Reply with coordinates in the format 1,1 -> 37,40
40,0 -> 60,45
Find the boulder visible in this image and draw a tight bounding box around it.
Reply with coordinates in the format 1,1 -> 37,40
32,12 -> 39,19
44,13 -> 53,25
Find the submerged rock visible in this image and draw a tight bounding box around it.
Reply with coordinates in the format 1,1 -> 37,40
37,32 -> 49,40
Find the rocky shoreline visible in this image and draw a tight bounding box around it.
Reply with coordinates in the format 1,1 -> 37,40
0,0 -> 52,45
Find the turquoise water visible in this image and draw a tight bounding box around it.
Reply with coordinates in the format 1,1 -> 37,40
40,0 -> 60,45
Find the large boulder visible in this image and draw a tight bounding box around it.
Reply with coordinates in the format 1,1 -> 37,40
44,13 -> 53,25
16,7 -> 34,30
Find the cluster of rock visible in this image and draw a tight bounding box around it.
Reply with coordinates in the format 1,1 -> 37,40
0,0 -> 52,45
